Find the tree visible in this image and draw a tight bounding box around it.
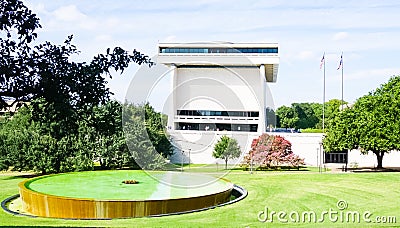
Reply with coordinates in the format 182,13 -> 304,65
242,133 -> 305,170
0,0 -> 152,110
354,77 -> 400,168
320,99 -> 344,129
0,100 -> 172,173
292,103 -> 319,129
0,1 -> 161,173
275,100 -> 345,130
123,103 -> 169,170
0,102 -> 95,174
0,106 -> 36,171
323,76 -> 400,168
144,103 -> 173,158
276,105 -> 298,129
212,136 -> 241,169
0,0 -> 153,141
323,107 -> 358,153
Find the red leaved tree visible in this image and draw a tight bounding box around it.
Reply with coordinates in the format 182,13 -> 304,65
242,133 -> 305,170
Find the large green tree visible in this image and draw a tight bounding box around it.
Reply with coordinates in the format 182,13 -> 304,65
0,100 -> 173,173
212,136 -> 241,169
292,103 -> 319,129
0,1 -> 164,173
123,103 -> 171,170
275,100 -> 344,130
276,105 -> 298,129
0,0 -> 153,142
144,104 -> 173,158
0,102 -> 93,174
0,0 -> 152,111
324,76 -> 400,168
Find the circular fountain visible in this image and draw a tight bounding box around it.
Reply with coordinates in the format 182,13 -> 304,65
17,170 -> 235,219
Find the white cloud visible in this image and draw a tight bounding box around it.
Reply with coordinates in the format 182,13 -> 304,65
346,68 -> 400,81
163,35 -> 177,42
52,5 -> 86,22
95,34 -> 112,42
297,50 -> 314,60
333,32 -> 348,41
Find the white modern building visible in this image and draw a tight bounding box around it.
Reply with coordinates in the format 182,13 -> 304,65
157,42 -> 279,164
156,42 -> 400,168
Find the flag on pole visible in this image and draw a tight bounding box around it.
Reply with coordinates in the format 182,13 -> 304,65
320,53 -> 325,69
337,53 -> 343,70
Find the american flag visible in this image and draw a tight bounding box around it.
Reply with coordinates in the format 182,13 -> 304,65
320,53 -> 325,69
337,54 -> 343,70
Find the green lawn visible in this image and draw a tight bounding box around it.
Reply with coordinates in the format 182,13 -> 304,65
1,169 -> 399,227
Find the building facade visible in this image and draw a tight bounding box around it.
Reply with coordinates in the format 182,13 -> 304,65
157,42 -> 279,164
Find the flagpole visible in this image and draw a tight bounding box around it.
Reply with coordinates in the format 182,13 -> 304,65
341,52 -> 344,109
323,54 -> 326,132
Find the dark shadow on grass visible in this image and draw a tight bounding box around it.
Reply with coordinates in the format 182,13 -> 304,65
1,173 -> 40,180
0,226 -> 75,228
351,167 -> 400,173
235,166 -> 312,172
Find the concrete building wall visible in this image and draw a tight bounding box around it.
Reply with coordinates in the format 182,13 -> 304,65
169,132 -> 400,168
175,67 -> 262,111
169,131 -> 259,165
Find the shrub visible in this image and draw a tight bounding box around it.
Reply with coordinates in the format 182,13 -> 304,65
242,133 -> 305,170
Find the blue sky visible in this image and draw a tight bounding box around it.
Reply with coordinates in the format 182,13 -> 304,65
25,0 -> 400,110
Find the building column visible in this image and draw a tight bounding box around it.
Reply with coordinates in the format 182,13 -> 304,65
168,64 -> 177,131
259,64 -> 266,133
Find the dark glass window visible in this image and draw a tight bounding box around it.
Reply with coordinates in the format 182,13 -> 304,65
177,110 -> 259,117
324,151 -> 348,163
160,47 -> 278,54
177,122 -> 258,132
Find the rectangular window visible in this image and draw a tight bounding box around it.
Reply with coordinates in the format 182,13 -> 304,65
324,152 -> 347,163
160,47 -> 278,54
177,110 -> 259,117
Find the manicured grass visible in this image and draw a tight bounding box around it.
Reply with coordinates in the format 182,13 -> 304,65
1,170 -> 399,227
300,128 -> 325,133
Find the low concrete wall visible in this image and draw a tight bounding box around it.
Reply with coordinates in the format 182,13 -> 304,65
169,131 -> 400,168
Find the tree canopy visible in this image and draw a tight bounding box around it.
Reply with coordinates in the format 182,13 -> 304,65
0,101 -> 173,173
0,1 -> 172,174
212,136 -> 241,169
0,0 -> 153,112
323,76 -> 400,168
275,99 -> 344,130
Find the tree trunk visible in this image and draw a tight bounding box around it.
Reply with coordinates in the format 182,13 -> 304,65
225,158 -> 228,170
373,151 -> 384,169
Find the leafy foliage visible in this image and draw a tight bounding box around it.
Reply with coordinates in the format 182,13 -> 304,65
1,32 -> 152,138
275,105 -> 298,129
275,100 -> 344,130
242,133 -> 305,169
0,1 -> 173,173
123,103 -> 171,170
0,0 -> 153,115
0,101 -> 173,173
144,104 -> 172,158
212,136 -> 241,169
323,76 -> 400,168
